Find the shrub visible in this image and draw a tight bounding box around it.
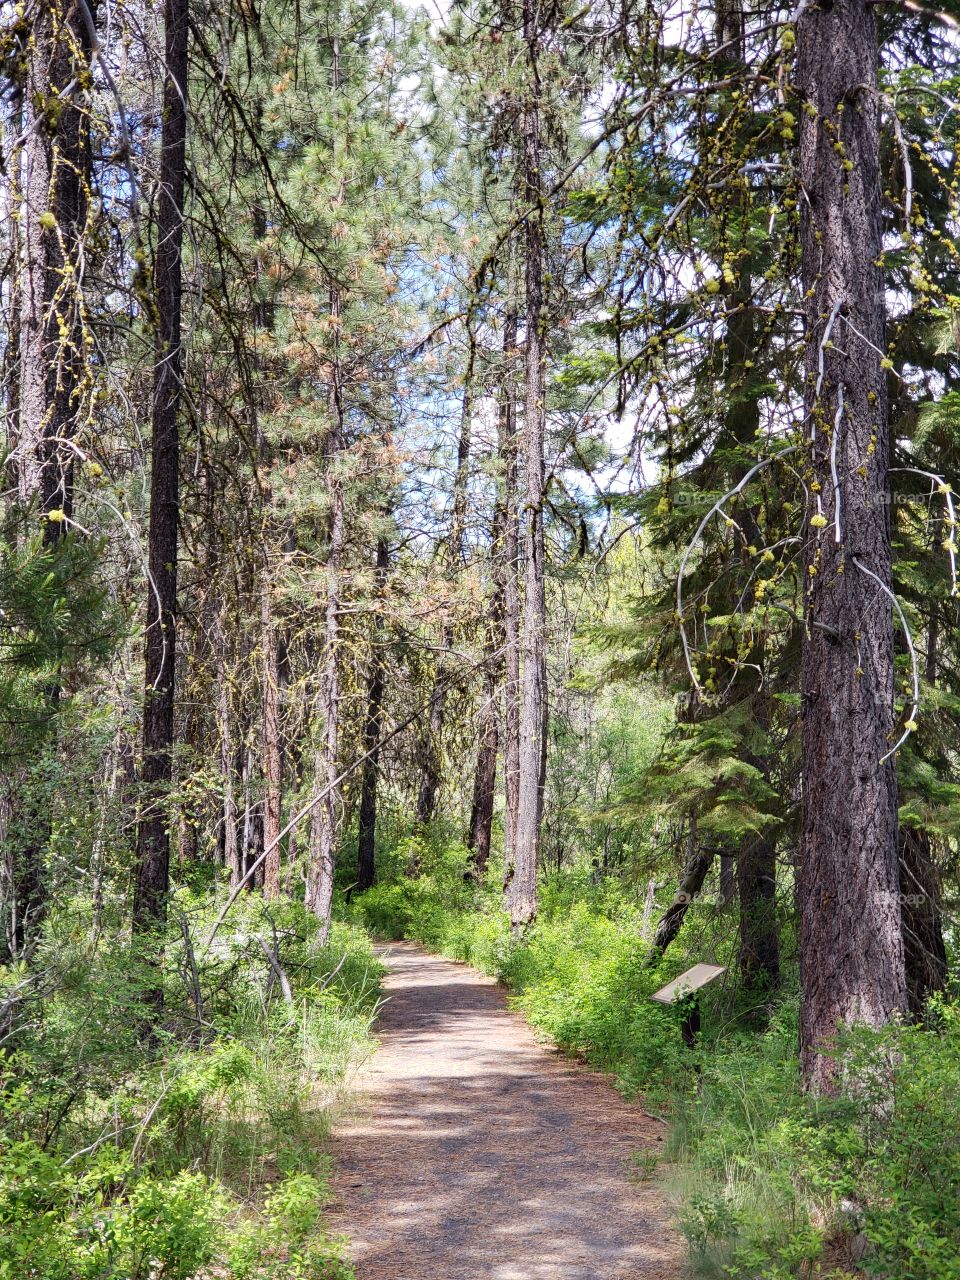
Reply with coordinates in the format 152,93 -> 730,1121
0,895 -> 378,1280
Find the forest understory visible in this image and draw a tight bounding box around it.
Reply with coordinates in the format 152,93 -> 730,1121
2,0 -> 960,1274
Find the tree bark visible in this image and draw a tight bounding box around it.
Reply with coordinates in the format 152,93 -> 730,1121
18,0 -> 96,518
898,826 -> 947,1018
650,817 -> 713,959
132,0 -> 189,935
510,0 -> 547,929
796,0 -> 907,1091
253,193 -> 283,900
214,610 -> 241,885
500,302 -> 521,887
737,832 -> 779,1000
467,682 -> 499,878
414,675 -> 446,827
893,604 -> 947,1017
718,853 -> 736,906
357,536 -> 390,892
467,356 -> 512,879
6,0 -> 96,956
261,579 -> 283,898
305,265 -> 345,942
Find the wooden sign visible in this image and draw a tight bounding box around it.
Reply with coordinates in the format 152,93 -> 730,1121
650,963 -> 726,1005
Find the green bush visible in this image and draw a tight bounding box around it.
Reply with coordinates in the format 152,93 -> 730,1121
1,895 -> 377,1280
227,1173 -> 354,1280
0,1143 -> 226,1280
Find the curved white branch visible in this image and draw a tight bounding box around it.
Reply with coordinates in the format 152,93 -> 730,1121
676,447 -> 798,691
852,557 -> 920,764
830,383 -> 844,543
812,301 -> 843,441
880,94 -> 913,231
888,466 -> 958,596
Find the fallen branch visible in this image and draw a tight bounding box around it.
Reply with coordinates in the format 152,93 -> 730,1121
257,934 -> 293,1006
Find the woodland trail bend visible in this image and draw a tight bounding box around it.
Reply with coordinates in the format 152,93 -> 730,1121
331,941 -> 683,1280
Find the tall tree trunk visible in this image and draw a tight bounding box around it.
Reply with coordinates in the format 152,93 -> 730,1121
893,602 -> 947,1015
414,675 -> 446,826
357,536 -> 390,892
467,680 -> 499,878
261,578 -> 283,898
305,245 -> 345,940
718,854 -> 736,906
305,473 -> 344,939
2,98 -> 22,495
898,827 -> 947,1018
467,358 -> 511,879
737,831 -> 779,999
18,0 -> 95,517
796,0 -> 907,1091
214,610 -> 240,885
415,351 -> 474,826
252,189 -> 283,900
500,303 -> 521,885
6,0 -> 96,956
510,1 -> 546,929
132,0 -> 189,935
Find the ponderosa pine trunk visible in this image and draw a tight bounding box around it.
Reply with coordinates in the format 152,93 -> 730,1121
796,0 -> 907,1091
500,302 -> 521,885
261,580 -> 283,898
132,0 -> 189,935
356,536 -> 390,892
509,0 -> 546,929
6,0 -> 96,957
305,263 -> 345,941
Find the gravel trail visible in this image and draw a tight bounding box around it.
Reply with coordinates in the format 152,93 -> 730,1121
331,941 -> 684,1280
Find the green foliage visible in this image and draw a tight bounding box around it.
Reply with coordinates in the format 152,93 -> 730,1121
0,529 -> 119,757
0,899 -> 378,1280
227,1174 -> 354,1280
0,1145 -> 227,1280
348,829 -> 482,943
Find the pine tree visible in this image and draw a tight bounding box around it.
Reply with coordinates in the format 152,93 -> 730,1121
132,0 -> 190,941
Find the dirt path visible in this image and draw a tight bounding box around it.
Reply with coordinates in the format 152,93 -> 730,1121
331,941 -> 684,1280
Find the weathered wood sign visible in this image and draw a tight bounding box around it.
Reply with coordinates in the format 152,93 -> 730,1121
650,963 -> 726,1005
651,964 -> 726,1048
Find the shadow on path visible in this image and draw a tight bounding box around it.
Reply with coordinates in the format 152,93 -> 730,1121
331,941 -> 683,1280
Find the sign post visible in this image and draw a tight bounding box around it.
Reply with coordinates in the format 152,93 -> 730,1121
650,963 -> 726,1048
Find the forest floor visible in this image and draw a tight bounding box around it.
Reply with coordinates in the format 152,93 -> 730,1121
330,941 -> 684,1280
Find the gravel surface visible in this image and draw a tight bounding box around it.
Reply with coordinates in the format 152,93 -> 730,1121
331,941 -> 684,1279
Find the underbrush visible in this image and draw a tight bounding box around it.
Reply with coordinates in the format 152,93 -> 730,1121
0,893 -> 382,1279
348,831 -> 960,1280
